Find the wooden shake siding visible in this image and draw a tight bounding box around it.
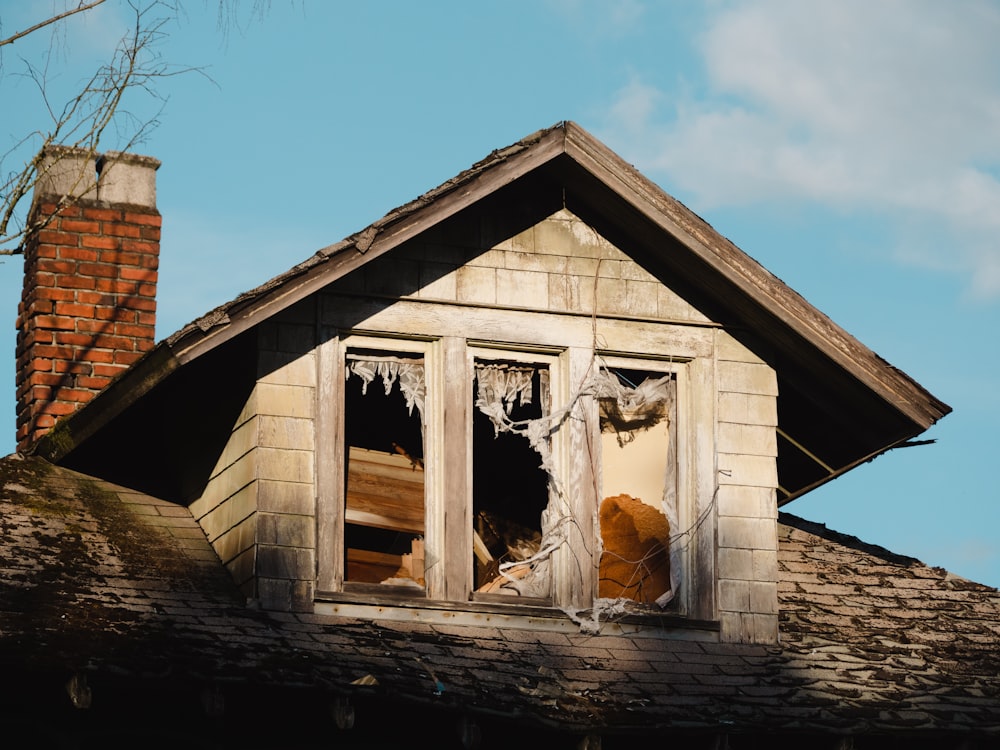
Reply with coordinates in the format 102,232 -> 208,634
189,399 -> 258,597
188,306 -> 318,610
716,332 -> 780,643
251,307 -> 317,611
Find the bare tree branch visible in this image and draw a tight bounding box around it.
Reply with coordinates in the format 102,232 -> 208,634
0,0 -> 203,256
0,1 -> 108,49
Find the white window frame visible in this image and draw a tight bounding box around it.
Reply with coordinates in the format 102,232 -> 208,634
466,344 -> 567,606
316,333 -> 444,596
316,331 -> 716,623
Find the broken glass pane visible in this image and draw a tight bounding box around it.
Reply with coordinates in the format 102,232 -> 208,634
598,368 -> 677,607
471,361 -> 551,599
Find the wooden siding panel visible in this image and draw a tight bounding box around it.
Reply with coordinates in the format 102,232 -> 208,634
190,449 -> 255,520
199,483 -> 256,543
257,446 -> 313,484
258,415 -> 314,451
213,513 -> 256,566
253,383 -> 313,419
258,511 -> 315,548
258,478 -> 314,516
258,351 -> 316,388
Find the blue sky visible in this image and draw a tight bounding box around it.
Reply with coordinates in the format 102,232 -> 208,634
2,1 -> 999,587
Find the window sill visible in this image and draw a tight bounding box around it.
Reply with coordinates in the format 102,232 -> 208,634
313,590 -> 720,638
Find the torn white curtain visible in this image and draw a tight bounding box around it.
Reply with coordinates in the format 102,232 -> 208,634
474,363 -> 550,434
595,370 -> 674,446
346,354 -> 426,418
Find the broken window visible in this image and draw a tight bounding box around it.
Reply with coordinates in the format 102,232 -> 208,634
471,360 -> 552,601
596,367 -> 677,608
343,350 -> 426,589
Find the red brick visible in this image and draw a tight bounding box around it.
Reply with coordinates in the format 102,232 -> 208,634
94,307 -> 136,323
104,223 -> 142,238
27,372 -> 65,387
120,267 -> 157,283
53,302 -> 96,318
119,296 -> 156,312
95,279 -> 138,294
36,259 -> 77,275
55,275 -> 96,290
140,226 -> 161,241
56,247 -> 100,262
114,350 -> 144,366
77,349 -> 115,364
33,245 -> 59,259
124,211 -> 161,226
51,388 -> 94,403
93,334 -> 135,350
77,291 -> 116,306
52,360 -> 91,375
121,239 -> 159,256
59,219 -> 101,234
93,363 -> 127,378
77,319 -> 113,333
34,315 -> 77,331
80,234 -> 118,250
55,331 -> 96,348
30,385 -> 52,401
78,262 -> 120,278
76,376 -> 112,390
99,250 -> 142,266
36,287 -> 76,302
25,300 -> 54,316
32,345 -> 75,360
37,230 -> 79,246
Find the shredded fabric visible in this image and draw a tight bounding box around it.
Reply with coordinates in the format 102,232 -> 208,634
472,358 -> 680,615
347,355 -> 426,417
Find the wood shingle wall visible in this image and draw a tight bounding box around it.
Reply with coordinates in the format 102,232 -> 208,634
716,333 -> 779,643
193,208 -> 781,640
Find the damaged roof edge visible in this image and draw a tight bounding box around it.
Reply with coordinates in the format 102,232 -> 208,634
560,123 -> 951,431
34,121 -> 950,461
163,123 -> 571,365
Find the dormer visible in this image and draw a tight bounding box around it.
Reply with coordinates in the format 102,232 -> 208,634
31,123 -> 950,646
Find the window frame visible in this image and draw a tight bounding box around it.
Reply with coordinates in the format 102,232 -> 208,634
592,354 -> 687,614
465,344 -> 566,606
316,333 -> 444,597
316,331 -> 715,624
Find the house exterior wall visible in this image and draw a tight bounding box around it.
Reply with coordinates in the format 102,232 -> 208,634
195,209 -> 779,640
716,333 -> 779,643
189,302 -> 318,610
189,392 -> 258,597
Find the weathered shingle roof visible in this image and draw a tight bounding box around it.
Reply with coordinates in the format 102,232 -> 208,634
37,121 -> 950,506
2,456 -> 997,740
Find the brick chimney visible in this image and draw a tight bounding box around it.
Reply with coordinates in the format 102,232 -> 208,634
16,146 -> 161,452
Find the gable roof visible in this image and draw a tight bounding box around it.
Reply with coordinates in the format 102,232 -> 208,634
2,455 -> 997,739
33,121 -> 950,503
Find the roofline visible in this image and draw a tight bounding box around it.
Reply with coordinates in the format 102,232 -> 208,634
558,123 -> 949,430
34,120 -> 950,462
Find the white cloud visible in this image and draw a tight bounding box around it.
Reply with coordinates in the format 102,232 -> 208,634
601,0 -> 1000,298
545,0 -> 645,36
